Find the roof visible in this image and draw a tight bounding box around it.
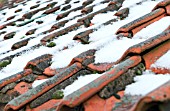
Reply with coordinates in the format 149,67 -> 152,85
0,0 -> 170,111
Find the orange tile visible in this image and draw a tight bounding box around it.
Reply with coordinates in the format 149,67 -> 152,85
131,79 -> 170,111
0,69 -> 32,89
14,82 -> 31,94
116,8 -> 165,36
143,39 -> 170,69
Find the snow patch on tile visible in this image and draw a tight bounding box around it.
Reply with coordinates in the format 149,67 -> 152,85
151,50 -> 170,69
0,46 -> 51,80
51,43 -> 92,68
125,70 -> 170,96
63,74 -> 102,97
32,79 -> 49,88
134,17 -> 170,39
94,38 -> 144,63
91,11 -> 117,25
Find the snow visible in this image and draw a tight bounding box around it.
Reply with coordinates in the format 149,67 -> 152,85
134,16 -> 170,39
63,74 -> 102,96
0,46 -> 53,80
121,0 -> 163,9
51,42 -> 91,68
0,0 -> 170,98
32,79 -> 49,88
91,12 -> 117,25
151,50 -> 170,69
94,38 -> 144,63
125,70 -> 170,96
93,3 -> 108,12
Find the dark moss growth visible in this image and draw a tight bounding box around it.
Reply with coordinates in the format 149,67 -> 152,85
135,69 -> 142,75
47,42 -> 56,47
20,36 -> 26,39
0,91 -> 20,103
29,70 -> 92,108
1,82 -> 16,93
92,70 -> 98,74
98,63 -> 145,99
0,60 -> 11,68
10,22 -> 16,26
52,90 -> 64,99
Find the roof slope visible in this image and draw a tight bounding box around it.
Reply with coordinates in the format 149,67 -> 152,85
0,0 -> 170,111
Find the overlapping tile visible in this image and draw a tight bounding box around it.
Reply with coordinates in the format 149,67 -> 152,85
0,0 -> 170,111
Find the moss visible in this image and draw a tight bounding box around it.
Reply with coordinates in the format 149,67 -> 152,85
20,36 -> 26,39
11,22 -> 16,26
52,90 -> 64,99
27,65 -> 37,72
0,60 -> 11,67
92,70 -> 97,74
135,69 -> 142,75
47,42 -> 56,47
139,63 -> 145,70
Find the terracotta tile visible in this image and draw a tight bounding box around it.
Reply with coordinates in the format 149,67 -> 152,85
130,79 -> 170,111
43,6 -> 60,14
151,67 -> 170,74
11,38 -> 30,50
98,63 -> 145,99
24,54 -> 53,74
1,0 -> 170,110
73,29 -> 94,44
84,91 -> 124,111
116,30 -> 170,64
30,99 -> 61,111
166,4 -> 170,15
14,82 -> 31,94
25,29 -> 37,35
112,95 -> 142,111
143,38 -> 170,70
44,49 -> 96,76
152,0 -> 170,11
82,0 -> 94,6
4,32 -> 16,40
41,22 -> 84,44
116,8 -> 166,37
0,89 -> 20,104
56,4 -> 86,20
22,2 -> 57,20
49,56 -> 141,110
6,15 -> 15,21
87,63 -> 115,72
14,8 -> 22,13
5,63 -> 82,111
0,69 -> 32,89
29,69 -> 92,109
51,20 -> 69,29
43,67 -> 67,76
114,8 -> 129,20
30,4 -> 40,10
78,1 -> 123,27
68,49 -> 96,66
81,5 -> 94,14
